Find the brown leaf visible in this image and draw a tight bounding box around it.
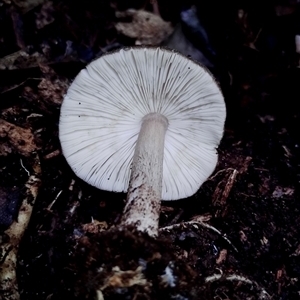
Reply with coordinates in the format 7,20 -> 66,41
115,9 -> 173,45
0,119 -> 38,156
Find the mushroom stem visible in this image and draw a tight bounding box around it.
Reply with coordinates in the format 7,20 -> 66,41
121,112 -> 168,236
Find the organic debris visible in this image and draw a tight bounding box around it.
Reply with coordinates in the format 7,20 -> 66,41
0,1 -> 299,299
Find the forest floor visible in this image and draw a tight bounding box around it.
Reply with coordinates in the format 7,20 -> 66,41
0,1 -> 299,299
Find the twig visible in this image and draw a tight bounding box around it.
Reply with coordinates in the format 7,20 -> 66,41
206,273 -> 252,284
43,149 -> 60,160
168,209 -> 184,225
0,78 -> 41,95
1,154 -> 41,300
212,169 -> 238,217
205,273 -> 271,299
20,158 -> 30,176
150,0 -> 160,16
208,168 -> 236,181
47,190 -> 63,211
160,220 -> 238,253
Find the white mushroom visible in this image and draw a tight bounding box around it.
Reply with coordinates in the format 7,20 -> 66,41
296,35 -> 300,54
59,47 -> 226,236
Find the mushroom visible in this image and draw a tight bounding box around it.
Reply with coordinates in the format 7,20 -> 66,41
296,35 -> 300,54
59,47 -> 226,236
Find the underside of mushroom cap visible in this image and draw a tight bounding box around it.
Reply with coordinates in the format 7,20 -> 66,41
59,47 -> 226,200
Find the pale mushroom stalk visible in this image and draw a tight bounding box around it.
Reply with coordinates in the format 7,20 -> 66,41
121,113 -> 168,236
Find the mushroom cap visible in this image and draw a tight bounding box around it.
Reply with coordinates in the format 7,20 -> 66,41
59,47 -> 226,200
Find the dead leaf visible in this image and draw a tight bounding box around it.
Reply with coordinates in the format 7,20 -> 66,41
35,1 -> 55,29
22,65 -> 69,114
115,9 -> 173,45
0,119 -> 39,156
12,0 -> 47,14
0,50 -> 47,70
216,249 -> 227,264
82,220 -> 108,234
272,186 -> 294,198
102,266 -> 146,290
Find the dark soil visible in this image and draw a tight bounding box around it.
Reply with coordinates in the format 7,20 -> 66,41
0,1 -> 299,299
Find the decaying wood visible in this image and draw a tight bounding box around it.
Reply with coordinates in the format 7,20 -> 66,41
212,156 -> 252,217
212,168 -> 238,217
0,155 -> 41,300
